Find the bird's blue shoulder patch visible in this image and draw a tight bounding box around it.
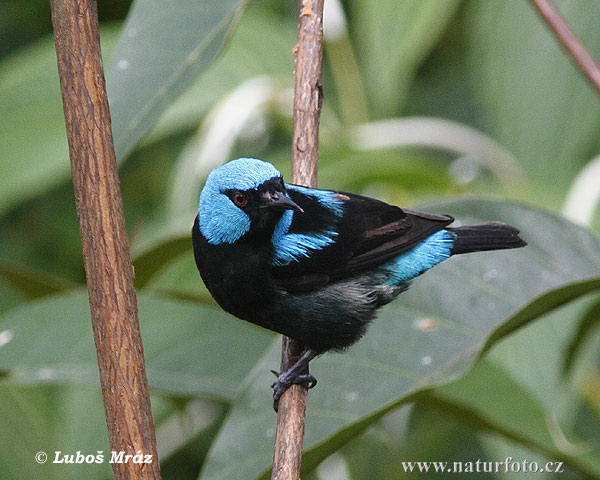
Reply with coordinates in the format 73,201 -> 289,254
269,185 -> 345,265
285,184 -> 344,217
382,230 -> 456,285
198,158 -> 281,245
271,210 -> 338,266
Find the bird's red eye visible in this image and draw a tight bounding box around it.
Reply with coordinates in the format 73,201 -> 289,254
233,193 -> 247,207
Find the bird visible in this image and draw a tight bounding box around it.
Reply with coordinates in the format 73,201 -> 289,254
192,158 -> 526,409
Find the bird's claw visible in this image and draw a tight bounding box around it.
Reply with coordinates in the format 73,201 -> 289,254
271,373 -> 317,412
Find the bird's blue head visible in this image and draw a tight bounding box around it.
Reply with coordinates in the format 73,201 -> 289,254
198,158 -> 302,245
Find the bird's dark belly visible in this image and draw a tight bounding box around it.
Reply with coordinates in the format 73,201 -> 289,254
201,258 -> 377,351
200,250 -> 273,321
194,232 -> 392,352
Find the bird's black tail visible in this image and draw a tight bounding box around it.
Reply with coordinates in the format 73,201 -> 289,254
448,222 -> 526,255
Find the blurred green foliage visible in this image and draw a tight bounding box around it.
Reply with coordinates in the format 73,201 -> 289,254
1,0 -> 600,479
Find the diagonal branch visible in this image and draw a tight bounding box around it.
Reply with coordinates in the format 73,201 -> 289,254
50,1 -> 161,479
530,0 -> 600,95
272,0 -> 325,479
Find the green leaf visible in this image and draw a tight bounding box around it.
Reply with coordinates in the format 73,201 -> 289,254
105,0 -> 247,160
563,296 -> 600,377
133,235 -> 193,288
388,402 -> 496,477
481,279 -> 600,357
437,198 -> 600,420
148,4 -> 296,144
0,384 -> 174,480
0,386 -> 60,480
486,282 -> 600,421
465,0 -> 600,195
0,25 -> 120,217
0,262 -> 76,300
0,385 -> 112,480
0,280 -> 24,316
338,429 -> 396,480
423,360 -> 600,478
349,0 -> 461,118
0,291 -> 273,401
141,251 -> 216,305
0,5 -> 294,217
198,199 -> 600,480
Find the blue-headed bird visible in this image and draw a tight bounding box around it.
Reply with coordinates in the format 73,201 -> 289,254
192,158 -> 526,409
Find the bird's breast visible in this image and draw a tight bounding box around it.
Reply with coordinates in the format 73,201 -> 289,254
196,239 -> 276,321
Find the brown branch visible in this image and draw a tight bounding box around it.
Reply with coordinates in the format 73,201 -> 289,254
50,1 -> 161,479
530,0 -> 600,95
272,0 -> 324,479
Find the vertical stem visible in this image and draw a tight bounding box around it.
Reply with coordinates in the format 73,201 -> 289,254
290,0 -> 325,188
50,1 -> 161,479
272,0 -> 324,479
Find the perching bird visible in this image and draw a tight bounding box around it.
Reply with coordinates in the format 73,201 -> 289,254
192,158 -> 526,409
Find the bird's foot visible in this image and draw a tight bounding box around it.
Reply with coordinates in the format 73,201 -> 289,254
269,348 -> 319,411
271,371 -> 317,411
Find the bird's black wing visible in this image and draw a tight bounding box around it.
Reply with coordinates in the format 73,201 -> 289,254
270,187 -> 453,292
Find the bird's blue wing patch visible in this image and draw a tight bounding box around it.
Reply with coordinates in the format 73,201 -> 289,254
382,230 -> 456,284
270,185 -> 346,266
271,210 -> 339,265
271,231 -> 339,266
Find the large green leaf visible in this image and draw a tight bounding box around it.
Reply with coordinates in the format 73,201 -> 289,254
132,235 -> 193,289
0,262 -> 76,300
148,5 -> 296,144
0,4 -> 295,218
0,384 -> 175,480
0,26 -> 120,217
198,199 -> 600,480
0,292 -> 273,400
0,385 -> 112,480
480,278 -> 600,358
563,296 -> 600,377
0,386 -> 61,480
423,360 -> 600,478
465,0 -> 600,195
105,0 -> 247,160
434,198 -> 600,421
488,281 -> 600,422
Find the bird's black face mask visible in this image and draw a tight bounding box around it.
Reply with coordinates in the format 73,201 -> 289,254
224,177 -> 302,239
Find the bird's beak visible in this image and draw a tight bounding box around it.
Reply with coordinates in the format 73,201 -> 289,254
260,191 -> 304,213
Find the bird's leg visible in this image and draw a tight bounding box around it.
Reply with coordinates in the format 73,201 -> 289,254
271,348 -> 318,411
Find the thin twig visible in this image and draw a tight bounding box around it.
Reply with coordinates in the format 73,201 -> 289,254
530,0 -> 600,95
50,1 -> 161,479
272,0 -> 325,479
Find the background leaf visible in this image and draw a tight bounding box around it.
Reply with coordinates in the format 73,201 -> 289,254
106,0 -> 247,160
464,0 -> 600,198
0,26 -> 119,217
0,291 -> 274,400
0,384 -> 175,480
563,296 -> 600,377
424,360 -> 600,477
0,262 -> 76,300
148,4 -> 296,144
348,0 -> 461,118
